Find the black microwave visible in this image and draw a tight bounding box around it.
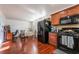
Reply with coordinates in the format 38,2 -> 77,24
60,14 -> 79,25
60,16 -> 72,25
72,14 -> 79,24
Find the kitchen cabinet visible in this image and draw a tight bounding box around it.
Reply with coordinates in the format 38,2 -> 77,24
67,9 -> 75,16
60,11 -> 68,18
51,11 -> 67,25
51,13 -> 61,25
51,5 -> 79,25
67,6 -> 79,16
49,32 -> 57,46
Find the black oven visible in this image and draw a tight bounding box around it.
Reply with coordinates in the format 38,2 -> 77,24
58,28 -> 79,53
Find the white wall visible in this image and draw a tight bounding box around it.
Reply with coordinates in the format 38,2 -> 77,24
5,19 -> 31,33
0,10 -> 6,45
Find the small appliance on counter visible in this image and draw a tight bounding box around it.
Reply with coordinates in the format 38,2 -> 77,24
51,25 -> 58,33
58,28 -> 79,54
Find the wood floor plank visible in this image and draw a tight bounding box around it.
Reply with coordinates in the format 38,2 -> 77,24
0,37 -> 56,54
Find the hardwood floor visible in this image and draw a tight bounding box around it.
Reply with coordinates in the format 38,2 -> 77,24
38,42 -> 56,54
0,37 -> 56,54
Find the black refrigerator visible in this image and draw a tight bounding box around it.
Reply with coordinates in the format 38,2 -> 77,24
37,19 -> 51,43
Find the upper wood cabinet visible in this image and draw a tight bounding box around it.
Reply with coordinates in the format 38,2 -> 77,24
51,13 -> 61,25
51,5 -> 79,25
51,11 -> 67,25
67,6 -> 79,16
59,11 -> 68,18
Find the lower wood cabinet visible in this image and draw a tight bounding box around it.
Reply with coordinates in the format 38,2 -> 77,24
49,32 -> 57,47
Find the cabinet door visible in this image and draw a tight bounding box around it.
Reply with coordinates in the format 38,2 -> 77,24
51,5 -> 79,25
67,5 -> 79,16
49,33 -> 57,46
59,11 -> 68,18
51,11 -> 67,25
73,6 -> 79,14
51,13 -> 60,25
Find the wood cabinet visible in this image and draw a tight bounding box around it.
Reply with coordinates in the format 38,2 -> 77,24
51,13 -> 61,25
51,11 -> 68,25
59,11 -> 68,18
50,5 -> 79,47
51,5 -> 79,25
67,6 -> 79,16
49,32 -> 57,46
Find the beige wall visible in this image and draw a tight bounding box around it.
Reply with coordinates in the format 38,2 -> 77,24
55,24 -> 79,30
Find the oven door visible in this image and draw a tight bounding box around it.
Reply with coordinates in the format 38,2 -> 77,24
59,34 -> 78,50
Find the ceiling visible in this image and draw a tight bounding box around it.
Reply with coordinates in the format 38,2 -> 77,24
0,4 -> 75,21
